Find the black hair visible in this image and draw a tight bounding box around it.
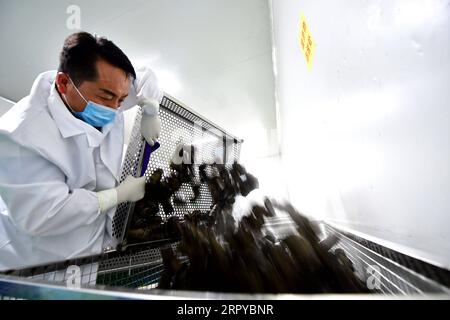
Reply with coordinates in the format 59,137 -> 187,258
58,32 -> 136,86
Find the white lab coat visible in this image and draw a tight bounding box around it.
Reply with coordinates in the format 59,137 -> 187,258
0,68 -> 162,271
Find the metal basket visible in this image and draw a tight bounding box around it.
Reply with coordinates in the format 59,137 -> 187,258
262,211 -> 450,296
323,224 -> 450,295
112,94 -> 242,250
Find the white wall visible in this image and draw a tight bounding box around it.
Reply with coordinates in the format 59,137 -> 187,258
271,0 -> 450,268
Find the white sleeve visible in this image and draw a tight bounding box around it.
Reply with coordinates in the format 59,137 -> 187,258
0,136 -> 101,237
121,66 -> 164,111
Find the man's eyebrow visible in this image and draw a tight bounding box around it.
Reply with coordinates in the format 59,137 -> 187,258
99,88 -> 128,99
99,88 -> 117,97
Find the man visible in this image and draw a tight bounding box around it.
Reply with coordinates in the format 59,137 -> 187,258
0,32 -> 162,271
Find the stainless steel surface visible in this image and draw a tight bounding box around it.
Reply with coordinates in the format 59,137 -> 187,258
1,274 -> 449,300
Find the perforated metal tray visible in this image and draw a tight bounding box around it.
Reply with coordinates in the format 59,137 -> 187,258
113,94 -> 242,250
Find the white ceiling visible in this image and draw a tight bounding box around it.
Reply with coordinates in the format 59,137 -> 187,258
0,0 -> 278,159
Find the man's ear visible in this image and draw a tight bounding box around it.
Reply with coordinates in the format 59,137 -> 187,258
55,72 -> 70,94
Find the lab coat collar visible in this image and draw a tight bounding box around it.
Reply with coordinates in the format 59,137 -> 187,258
47,84 -> 117,147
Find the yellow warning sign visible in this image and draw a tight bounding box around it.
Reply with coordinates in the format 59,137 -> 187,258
299,13 -> 316,70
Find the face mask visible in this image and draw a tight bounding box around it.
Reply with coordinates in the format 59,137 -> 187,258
64,77 -> 117,127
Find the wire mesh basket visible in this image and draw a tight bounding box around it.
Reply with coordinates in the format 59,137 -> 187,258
112,94 -> 242,251
322,224 -> 450,295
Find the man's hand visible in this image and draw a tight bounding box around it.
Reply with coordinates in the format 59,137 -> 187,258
97,175 -> 146,214
139,97 -> 161,146
116,175 -> 146,203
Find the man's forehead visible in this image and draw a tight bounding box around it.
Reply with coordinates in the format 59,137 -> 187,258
94,60 -> 131,95
95,74 -> 130,96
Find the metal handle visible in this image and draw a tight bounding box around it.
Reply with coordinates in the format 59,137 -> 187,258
140,141 -> 160,177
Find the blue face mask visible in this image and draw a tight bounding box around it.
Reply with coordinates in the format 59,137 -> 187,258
65,77 -> 117,127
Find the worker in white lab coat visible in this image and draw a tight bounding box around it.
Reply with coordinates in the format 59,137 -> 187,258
0,32 -> 162,271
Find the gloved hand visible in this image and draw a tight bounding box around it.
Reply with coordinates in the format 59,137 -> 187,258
96,175 -> 146,214
121,66 -> 164,110
139,97 -> 161,146
116,175 -> 146,203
